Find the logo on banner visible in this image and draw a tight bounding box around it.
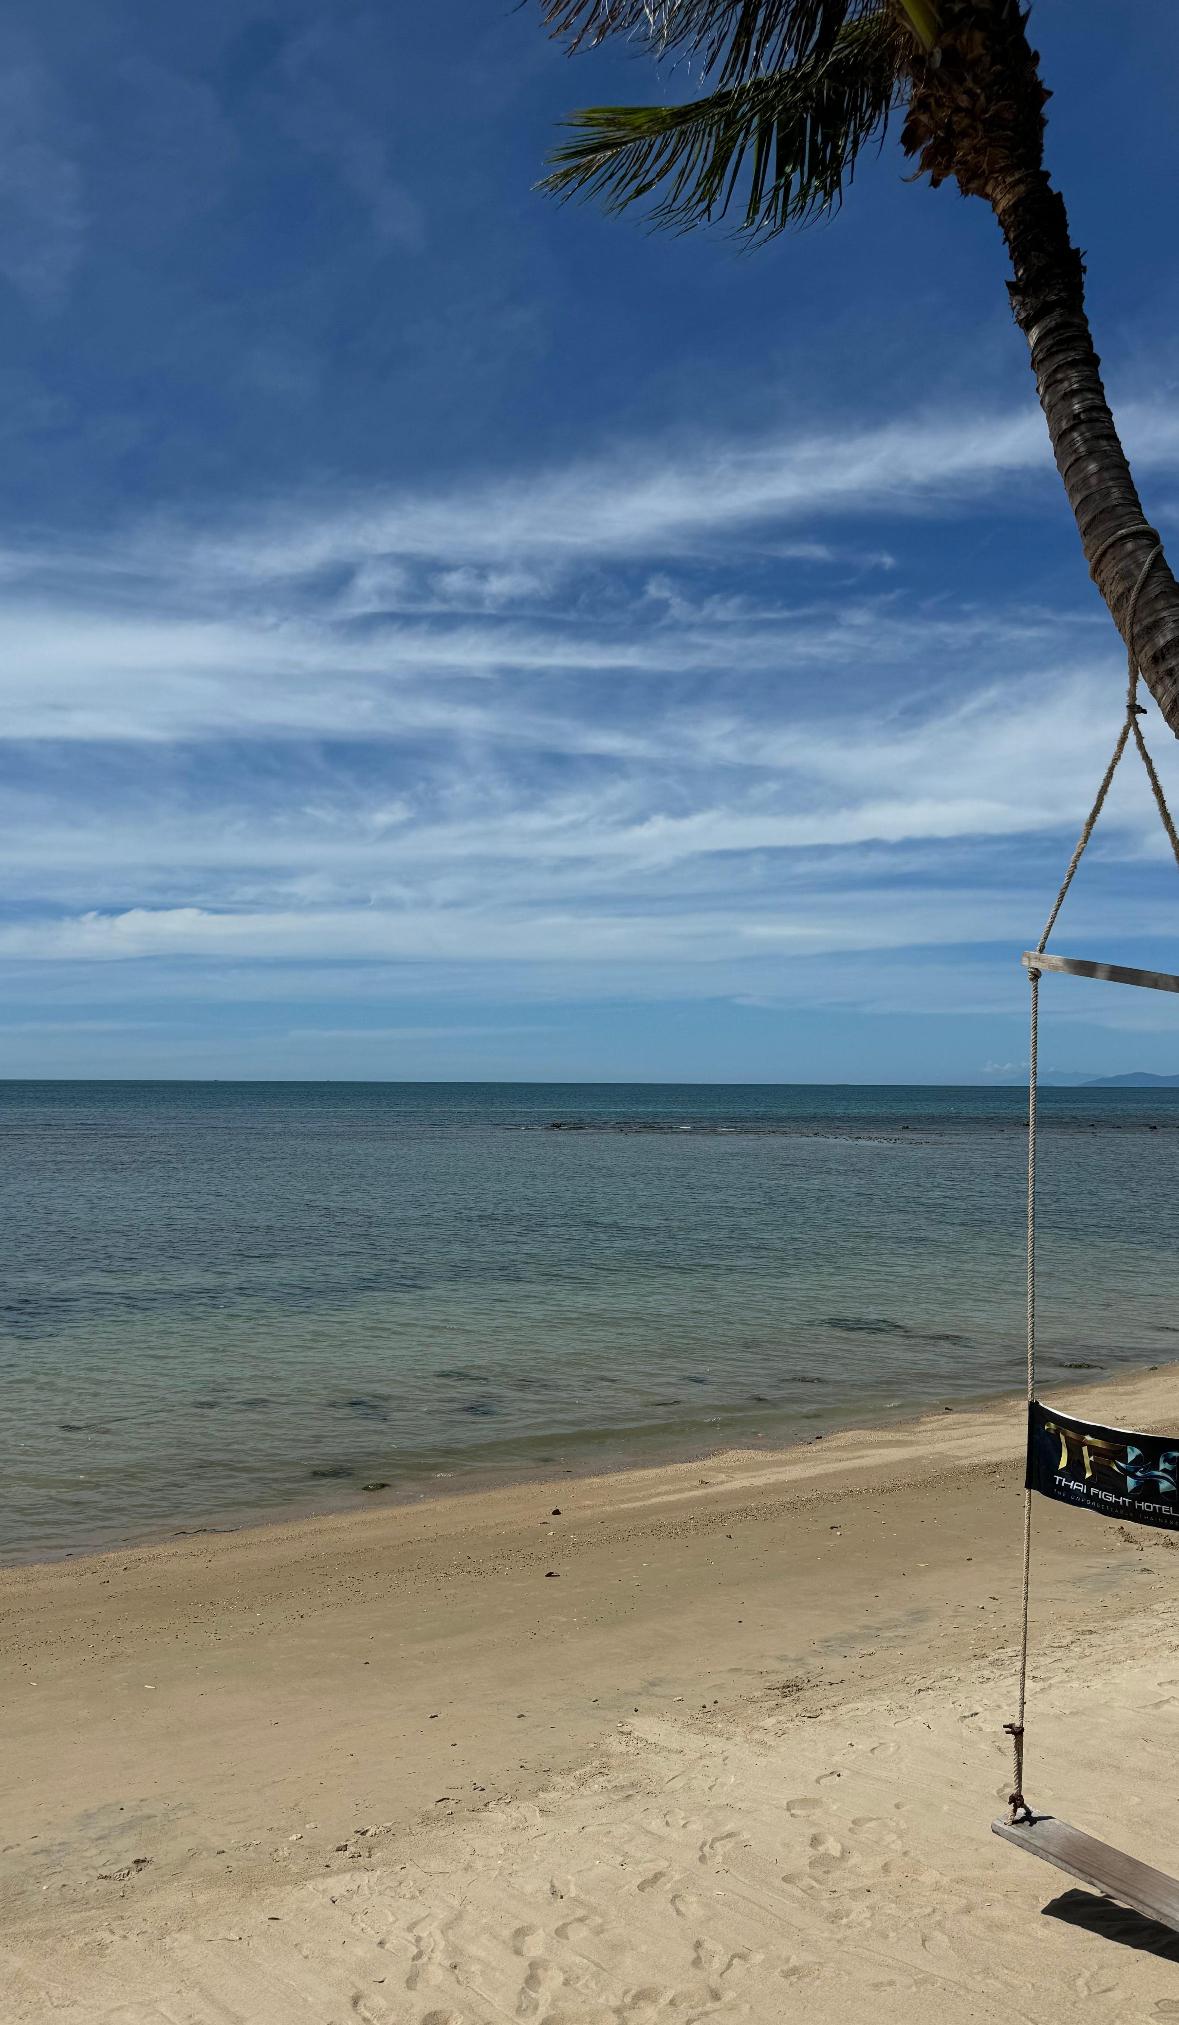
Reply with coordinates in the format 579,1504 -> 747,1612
1026,1399 -> 1179,1530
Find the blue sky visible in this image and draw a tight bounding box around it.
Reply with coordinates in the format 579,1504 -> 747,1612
3,0 -> 1179,1082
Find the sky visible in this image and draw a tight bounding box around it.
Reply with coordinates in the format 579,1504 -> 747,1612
3,1 -> 1179,1083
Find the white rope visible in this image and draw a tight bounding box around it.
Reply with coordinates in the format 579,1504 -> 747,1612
1007,964 -> 1038,1823
1007,541 -> 1179,1824
1036,542 -> 1179,952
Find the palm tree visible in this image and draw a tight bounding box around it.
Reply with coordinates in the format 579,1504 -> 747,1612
537,0 -> 1179,735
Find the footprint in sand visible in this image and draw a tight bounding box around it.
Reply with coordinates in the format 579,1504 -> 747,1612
691,1939 -> 755,1984
350,1996 -> 393,2023
513,1925 -> 544,1958
420,2012 -> 464,2025
696,1829 -> 737,1867
785,1797 -> 822,1818
808,1831 -> 848,1871
554,1911 -> 606,1943
669,1888 -> 703,1922
635,1869 -> 668,1893
619,1984 -> 674,2014
1073,1967 -> 1118,2001
518,1954 -> 572,2020
405,1917 -> 440,1993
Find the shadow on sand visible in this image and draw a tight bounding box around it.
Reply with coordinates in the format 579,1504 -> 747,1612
1043,1886 -> 1179,1963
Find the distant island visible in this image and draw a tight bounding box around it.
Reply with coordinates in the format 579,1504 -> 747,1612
1086,1072 -> 1179,1088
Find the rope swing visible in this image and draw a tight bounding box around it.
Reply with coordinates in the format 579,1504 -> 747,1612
993,542 -> 1179,1933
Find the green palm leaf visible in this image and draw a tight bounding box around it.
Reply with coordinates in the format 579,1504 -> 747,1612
538,2 -> 875,84
540,11 -> 902,235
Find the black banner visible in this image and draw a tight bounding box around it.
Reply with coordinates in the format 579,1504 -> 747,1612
1026,1399 -> 1179,1531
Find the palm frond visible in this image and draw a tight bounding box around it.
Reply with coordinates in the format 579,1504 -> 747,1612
540,11 -> 902,236
537,1 -> 881,87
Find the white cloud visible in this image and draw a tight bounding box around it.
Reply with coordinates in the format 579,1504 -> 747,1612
0,594 -> 1090,745
181,397 -> 1179,584
4,390 -> 1179,1044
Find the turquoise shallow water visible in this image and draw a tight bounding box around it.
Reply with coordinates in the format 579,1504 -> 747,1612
3,1080 -> 1178,1562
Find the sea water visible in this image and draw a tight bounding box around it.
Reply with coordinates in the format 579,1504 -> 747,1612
3,1080 -> 1177,1561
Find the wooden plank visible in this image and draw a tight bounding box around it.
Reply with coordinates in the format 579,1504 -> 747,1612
1022,951 -> 1179,994
993,1815 -> 1179,1932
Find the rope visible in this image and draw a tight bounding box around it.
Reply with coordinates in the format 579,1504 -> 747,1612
1006,964 -> 1038,1823
1036,543 -> 1178,952
1035,719 -> 1131,954
1006,540 -> 1179,1825
1131,710 -> 1179,872
1086,519 -> 1160,582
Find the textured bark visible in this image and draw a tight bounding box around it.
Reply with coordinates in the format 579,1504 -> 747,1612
902,1 -> 1179,737
991,168 -> 1179,736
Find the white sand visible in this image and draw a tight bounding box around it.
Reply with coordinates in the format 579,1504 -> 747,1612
5,1370 -> 1179,2022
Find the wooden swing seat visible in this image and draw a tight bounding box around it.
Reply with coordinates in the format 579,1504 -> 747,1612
1022,950 -> 1179,994
993,1814 -> 1179,1933
998,561 -> 1179,1933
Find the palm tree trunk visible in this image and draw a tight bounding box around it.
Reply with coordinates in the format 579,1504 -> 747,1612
989,166 -> 1179,736
901,0 -> 1179,735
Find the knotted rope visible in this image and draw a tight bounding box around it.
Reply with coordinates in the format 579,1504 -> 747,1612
1037,542 -> 1179,954
1007,540 -> 1179,1824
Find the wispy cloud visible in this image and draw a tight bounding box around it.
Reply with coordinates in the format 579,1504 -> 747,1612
4,391 -> 1179,1057
180,397 -> 1179,582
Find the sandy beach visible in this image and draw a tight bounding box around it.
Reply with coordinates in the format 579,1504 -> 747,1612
5,1368 -> 1179,2022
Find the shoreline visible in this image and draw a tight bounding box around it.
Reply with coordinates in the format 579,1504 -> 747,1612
8,1361 -> 1179,2018
14,1351 -> 1178,1574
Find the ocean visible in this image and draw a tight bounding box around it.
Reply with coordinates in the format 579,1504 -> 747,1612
3,1080 -> 1178,1562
